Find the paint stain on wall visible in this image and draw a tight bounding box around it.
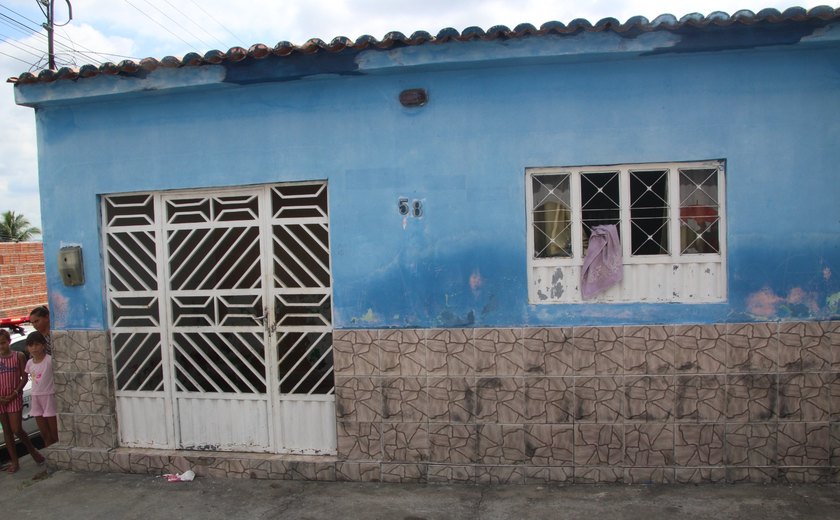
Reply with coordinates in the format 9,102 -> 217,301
352,308 -> 377,324
827,291 -> 840,314
470,270 -> 483,295
746,286 -> 819,318
437,309 -> 475,327
550,268 -> 565,299
51,292 -> 70,329
481,295 -> 498,317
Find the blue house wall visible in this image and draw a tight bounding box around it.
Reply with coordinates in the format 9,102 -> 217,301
18,24 -> 840,331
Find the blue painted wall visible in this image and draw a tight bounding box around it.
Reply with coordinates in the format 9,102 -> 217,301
20,28 -> 840,330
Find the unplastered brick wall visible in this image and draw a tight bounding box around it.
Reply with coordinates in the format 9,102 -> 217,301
0,242 -> 47,318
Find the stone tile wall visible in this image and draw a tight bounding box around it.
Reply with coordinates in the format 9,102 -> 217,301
51,330 -> 118,460
46,321 -> 840,484
333,322 -> 840,484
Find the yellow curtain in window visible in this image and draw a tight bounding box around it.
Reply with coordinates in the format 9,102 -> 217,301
539,201 -> 571,257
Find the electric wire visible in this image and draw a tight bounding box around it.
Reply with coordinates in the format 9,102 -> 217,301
185,0 -> 244,47
0,11 -> 42,36
0,5 -> 42,69
0,26 -> 124,70
0,2 -> 139,67
52,0 -> 72,27
0,31 -> 44,55
0,48 -> 32,64
0,2 -> 43,27
159,0 -> 228,48
55,26 -> 117,64
0,14 -> 40,37
12,27 -> 139,67
8,22 -> 108,66
123,0 -> 199,53
140,0 -> 213,50
0,36 -> 42,58
2,0 -> 237,71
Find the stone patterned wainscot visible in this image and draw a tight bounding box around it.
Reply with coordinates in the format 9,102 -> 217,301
46,322 -> 840,484
332,322 -> 840,484
51,330 -> 118,457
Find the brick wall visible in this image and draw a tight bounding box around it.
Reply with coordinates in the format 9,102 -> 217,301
0,242 -> 48,318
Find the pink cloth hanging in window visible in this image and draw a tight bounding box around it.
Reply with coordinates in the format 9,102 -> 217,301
580,224 -> 623,299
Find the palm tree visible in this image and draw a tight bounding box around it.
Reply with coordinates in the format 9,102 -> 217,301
0,211 -> 41,242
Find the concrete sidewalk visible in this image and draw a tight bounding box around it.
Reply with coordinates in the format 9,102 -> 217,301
2,455 -> 839,519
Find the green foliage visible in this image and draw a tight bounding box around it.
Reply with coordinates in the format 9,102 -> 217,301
0,210 -> 41,242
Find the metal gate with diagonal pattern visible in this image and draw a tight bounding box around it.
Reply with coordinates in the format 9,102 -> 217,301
103,182 -> 335,453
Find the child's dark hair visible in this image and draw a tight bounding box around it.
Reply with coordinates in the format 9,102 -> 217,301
30,305 -> 49,319
26,331 -> 48,346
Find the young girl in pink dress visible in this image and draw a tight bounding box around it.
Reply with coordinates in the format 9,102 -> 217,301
0,329 -> 44,472
25,332 -> 58,447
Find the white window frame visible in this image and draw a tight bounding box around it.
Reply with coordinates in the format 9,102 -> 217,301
526,160 -> 727,304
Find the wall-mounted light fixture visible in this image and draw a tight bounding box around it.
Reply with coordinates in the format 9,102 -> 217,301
399,88 -> 428,107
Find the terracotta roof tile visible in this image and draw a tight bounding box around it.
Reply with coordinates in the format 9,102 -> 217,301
8,6 -> 840,85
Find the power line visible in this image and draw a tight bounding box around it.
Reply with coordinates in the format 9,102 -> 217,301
140,0 -> 212,50
0,9 -> 106,66
66,49 -> 140,61
185,0 -> 244,47
0,18 -> 126,68
0,2 -> 103,69
0,25 -> 104,66
0,37 -> 42,58
0,2 -> 43,27
52,0 -> 72,27
54,27 -> 113,64
0,47 -> 37,66
31,57 -> 49,70
13,26 -> 139,66
0,31 -> 44,55
123,0 -> 199,53
22,2 -> 138,65
0,11 -> 42,35
0,15 -> 41,38
159,0 -> 228,48
3,0 -> 217,71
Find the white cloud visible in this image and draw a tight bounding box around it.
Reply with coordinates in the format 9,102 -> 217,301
0,0 -> 832,230
1,30 -> 43,230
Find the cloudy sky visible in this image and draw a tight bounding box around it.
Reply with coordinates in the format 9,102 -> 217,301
0,0 -> 830,232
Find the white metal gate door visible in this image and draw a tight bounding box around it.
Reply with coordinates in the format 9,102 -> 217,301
163,189 -> 272,451
103,182 -> 335,453
268,183 -> 335,453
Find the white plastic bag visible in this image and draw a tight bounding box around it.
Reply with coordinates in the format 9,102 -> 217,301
162,469 -> 195,482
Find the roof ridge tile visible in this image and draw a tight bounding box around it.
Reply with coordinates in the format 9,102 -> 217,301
10,6 -> 840,85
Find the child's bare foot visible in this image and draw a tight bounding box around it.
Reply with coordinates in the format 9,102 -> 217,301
32,452 -> 45,464
6,464 -> 19,473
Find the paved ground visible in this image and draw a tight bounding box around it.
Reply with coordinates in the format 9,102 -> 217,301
2,454 -> 839,519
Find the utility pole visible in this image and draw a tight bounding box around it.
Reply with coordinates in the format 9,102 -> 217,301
39,0 -> 72,70
42,0 -> 54,69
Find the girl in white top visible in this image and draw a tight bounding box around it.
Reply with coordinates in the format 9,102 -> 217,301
0,329 -> 43,472
25,332 -> 58,447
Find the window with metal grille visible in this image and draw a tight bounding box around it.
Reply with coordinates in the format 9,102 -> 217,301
526,160 -> 726,303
